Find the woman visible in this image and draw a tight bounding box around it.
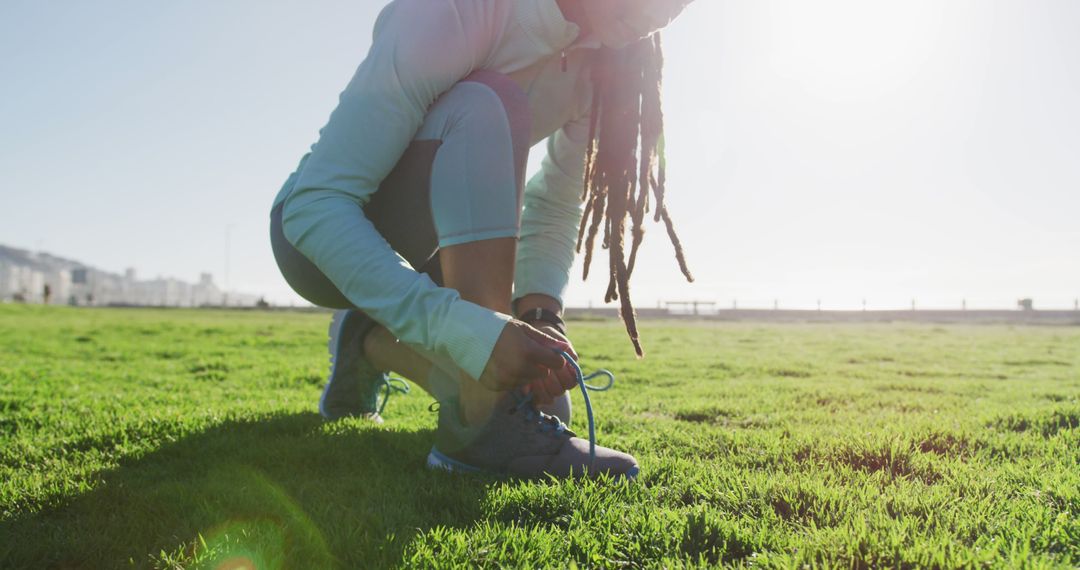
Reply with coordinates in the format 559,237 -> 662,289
271,0 -> 694,479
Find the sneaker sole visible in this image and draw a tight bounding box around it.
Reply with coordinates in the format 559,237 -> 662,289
319,310 -> 350,420
426,447 -> 641,480
426,447 -> 485,474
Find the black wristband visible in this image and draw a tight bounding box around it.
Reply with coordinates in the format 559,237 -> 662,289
518,307 -> 566,336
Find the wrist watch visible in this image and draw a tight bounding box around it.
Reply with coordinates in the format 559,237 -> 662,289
518,307 -> 566,336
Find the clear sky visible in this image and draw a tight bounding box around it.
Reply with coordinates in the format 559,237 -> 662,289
2,0 -> 1077,310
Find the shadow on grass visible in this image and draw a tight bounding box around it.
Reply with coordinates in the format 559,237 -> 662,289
1,414 -> 490,569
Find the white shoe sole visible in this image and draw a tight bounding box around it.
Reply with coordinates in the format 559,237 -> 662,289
426,447 -> 640,480
426,447 -> 484,474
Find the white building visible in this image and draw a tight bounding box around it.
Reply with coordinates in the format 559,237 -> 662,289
0,244 -> 263,307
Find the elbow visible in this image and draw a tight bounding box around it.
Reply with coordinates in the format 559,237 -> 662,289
281,185 -> 368,250
280,187 -> 314,249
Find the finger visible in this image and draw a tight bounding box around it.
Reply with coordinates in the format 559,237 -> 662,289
542,326 -> 569,343
523,376 -> 548,404
542,372 -> 564,401
528,342 -> 568,371
531,378 -> 554,405
518,330 -> 568,370
539,326 -> 577,362
556,361 -> 578,391
546,359 -> 572,390
515,360 -> 549,385
521,324 -> 572,354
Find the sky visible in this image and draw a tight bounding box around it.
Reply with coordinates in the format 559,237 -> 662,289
1,0 -> 1078,310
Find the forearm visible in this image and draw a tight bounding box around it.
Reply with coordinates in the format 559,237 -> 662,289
513,117 -> 590,310
513,194 -> 581,308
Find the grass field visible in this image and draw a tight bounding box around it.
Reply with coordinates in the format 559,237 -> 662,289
1,305 -> 1078,569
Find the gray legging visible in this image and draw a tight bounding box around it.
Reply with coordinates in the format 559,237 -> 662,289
270,70 -> 532,311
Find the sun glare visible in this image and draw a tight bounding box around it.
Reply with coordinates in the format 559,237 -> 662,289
761,1 -> 949,103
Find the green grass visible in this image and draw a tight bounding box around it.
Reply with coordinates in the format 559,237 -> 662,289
1,305 -> 1078,569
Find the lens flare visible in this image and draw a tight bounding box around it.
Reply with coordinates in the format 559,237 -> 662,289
189,466 -> 333,569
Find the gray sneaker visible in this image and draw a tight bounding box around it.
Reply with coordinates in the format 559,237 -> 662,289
320,309 -> 407,422
426,391 -> 639,480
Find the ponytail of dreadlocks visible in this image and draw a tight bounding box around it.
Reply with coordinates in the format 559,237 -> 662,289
576,33 -> 694,358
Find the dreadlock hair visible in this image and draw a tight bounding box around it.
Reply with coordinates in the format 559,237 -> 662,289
577,33 -> 694,358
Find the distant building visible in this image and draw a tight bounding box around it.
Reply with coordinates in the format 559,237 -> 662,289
0,244 -> 262,307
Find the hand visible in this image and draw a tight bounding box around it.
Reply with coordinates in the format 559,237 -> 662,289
478,320 -> 571,394
522,324 -> 579,405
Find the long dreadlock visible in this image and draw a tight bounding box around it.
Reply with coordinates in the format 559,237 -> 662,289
577,33 -> 694,357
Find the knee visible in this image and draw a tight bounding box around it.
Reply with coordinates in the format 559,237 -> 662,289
459,71 -> 530,145
423,72 -> 531,155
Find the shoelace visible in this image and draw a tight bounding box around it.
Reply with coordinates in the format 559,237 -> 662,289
514,351 -> 615,465
561,350 -> 614,465
377,376 -> 411,415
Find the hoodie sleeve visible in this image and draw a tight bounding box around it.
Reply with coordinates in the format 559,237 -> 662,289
281,0 -> 510,381
513,113 -> 591,308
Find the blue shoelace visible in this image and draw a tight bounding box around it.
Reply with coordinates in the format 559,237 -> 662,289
515,351 -> 615,465
561,350 -> 615,465
377,376 -> 411,415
